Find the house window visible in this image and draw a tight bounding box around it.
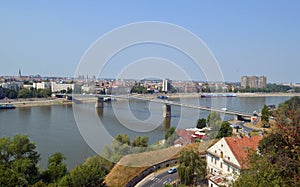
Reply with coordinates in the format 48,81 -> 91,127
211,168 -> 213,174
227,166 -> 230,172
220,162 -> 223,169
211,184 -> 213,187
215,159 -> 217,165
228,157 -> 230,160
215,150 -> 217,153
221,144 -> 223,147
220,151 -> 223,158
211,156 -> 213,163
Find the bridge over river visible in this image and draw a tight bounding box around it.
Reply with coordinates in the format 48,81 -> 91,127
64,94 -> 253,122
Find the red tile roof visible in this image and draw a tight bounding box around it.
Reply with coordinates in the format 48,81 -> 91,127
225,135 -> 262,169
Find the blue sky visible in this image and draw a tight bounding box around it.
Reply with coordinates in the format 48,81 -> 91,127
0,1 -> 299,83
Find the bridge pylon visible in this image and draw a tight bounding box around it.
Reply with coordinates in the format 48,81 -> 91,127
163,104 -> 171,118
95,97 -> 104,108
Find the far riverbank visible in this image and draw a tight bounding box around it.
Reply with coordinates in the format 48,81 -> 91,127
136,92 -> 300,99
0,98 -> 72,108
1,92 -> 299,108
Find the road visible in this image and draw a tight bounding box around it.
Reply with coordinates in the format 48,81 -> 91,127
136,168 -> 178,187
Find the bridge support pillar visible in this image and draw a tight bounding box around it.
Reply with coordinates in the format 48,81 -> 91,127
234,115 -> 238,121
95,97 -> 104,108
163,104 -> 171,118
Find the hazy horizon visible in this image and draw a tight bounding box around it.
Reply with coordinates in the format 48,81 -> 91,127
1,1 -> 299,83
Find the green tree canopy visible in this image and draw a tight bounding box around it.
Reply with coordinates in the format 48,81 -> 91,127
114,134 -> 130,145
196,118 -> 207,129
69,156 -> 112,187
42,152 -> 67,183
178,148 -> 206,185
164,127 -> 178,146
207,111 -> 221,125
261,105 -> 270,127
165,127 -> 176,140
216,121 -> 233,139
18,88 -> 33,98
0,134 -> 40,186
131,136 -> 148,147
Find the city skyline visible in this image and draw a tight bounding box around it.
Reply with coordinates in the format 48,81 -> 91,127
1,1 -> 299,83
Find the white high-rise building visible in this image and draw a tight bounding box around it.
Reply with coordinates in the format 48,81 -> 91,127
162,79 -> 171,92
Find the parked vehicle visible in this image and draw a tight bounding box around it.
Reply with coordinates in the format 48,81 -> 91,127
168,167 -> 177,174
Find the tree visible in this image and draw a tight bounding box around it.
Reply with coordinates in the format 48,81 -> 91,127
196,118 -> 207,129
165,127 -> 176,140
207,111 -> 221,125
70,156 -> 112,187
114,134 -> 130,145
178,148 -> 206,185
18,88 -> 33,98
0,134 -> 40,185
42,152 -> 67,183
164,127 -> 178,146
131,136 -> 148,147
37,89 -> 51,98
216,121 -> 233,139
2,88 -> 18,99
234,97 -> 300,187
261,105 -> 270,127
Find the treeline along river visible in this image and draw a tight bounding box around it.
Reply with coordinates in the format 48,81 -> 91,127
0,96 -> 291,169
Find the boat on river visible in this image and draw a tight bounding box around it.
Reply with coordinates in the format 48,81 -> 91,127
201,93 -> 237,98
0,104 -> 16,109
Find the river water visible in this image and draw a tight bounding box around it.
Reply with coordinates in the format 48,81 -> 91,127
0,96 -> 291,169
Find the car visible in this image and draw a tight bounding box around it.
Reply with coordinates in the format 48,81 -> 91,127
168,167 -> 177,174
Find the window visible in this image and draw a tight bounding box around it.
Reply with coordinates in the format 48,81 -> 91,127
215,150 -> 217,153
220,151 -> 223,158
211,168 -> 213,174
221,144 -> 223,147
228,157 -> 230,160
220,162 -> 223,169
211,156 -> 213,163
215,159 -> 217,165
227,166 -> 230,172
211,184 -> 213,187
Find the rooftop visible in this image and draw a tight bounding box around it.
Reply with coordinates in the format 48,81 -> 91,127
224,135 -> 262,169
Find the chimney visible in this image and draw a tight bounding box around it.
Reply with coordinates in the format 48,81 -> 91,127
246,132 -> 251,138
237,133 -> 243,139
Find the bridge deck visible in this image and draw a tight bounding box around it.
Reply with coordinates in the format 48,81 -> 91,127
72,94 -> 252,117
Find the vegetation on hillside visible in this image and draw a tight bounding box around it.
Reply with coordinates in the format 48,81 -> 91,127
234,97 -> 300,186
0,134 -> 112,186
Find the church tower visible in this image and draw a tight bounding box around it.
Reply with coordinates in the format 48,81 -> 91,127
18,68 -> 22,77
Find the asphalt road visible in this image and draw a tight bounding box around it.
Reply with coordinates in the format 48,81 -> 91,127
138,168 -> 178,187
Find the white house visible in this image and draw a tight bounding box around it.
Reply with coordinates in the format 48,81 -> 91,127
51,82 -> 74,93
206,135 -> 262,187
33,82 -> 51,90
